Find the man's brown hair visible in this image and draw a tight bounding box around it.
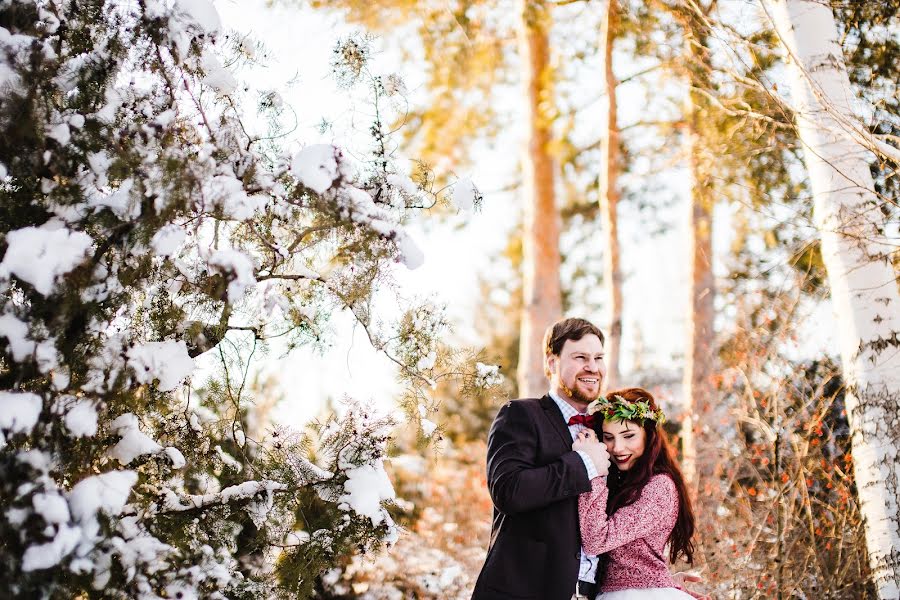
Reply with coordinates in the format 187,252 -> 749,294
543,317 -> 605,360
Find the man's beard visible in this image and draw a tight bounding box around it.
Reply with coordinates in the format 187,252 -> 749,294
559,379 -> 602,405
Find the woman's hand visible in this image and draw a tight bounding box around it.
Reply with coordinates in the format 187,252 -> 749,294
572,429 -> 610,477
674,571 -> 711,600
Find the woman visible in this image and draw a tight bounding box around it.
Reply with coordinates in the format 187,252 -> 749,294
573,387 -> 699,600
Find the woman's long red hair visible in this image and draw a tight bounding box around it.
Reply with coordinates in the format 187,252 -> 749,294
596,387 -> 695,564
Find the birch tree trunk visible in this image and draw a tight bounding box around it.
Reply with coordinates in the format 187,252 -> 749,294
517,0 -> 562,398
765,1 -> 900,596
599,0 -> 623,392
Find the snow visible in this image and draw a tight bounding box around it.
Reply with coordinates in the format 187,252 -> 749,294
322,568 -> 342,587
18,449 -> 52,472
32,492 -> 71,524
20,470 -> 141,573
416,351 -> 436,371
246,485 -> 276,528
95,86 -> 123,124
92,179 -> 139,219
46,121 -> 71,145
0,315 -> 56,376
291,147 -> 425,269
175,0 -> 222,34
0,313 -> 35,361
452,178 -> 477,211
68,470 -> 138,523
126,340 -> 195,392
338,461 -> 397,528
87,150 -> 112,188
0,391 -> 42,447
475,362 -> 503,387
340,185 -> 424,270
215,445 -> 242,471
63,400 -> 98,438
164,446 -> 186,469
0,60 -> 17,93
420,418 -> 438,438
208,249 -> 257,302
291,144 -> 340,193
0,27 -> 33,89
7,507 -> 29,527
165,583 -> 199,600
108,413 -> 163,464
0,226 -> 93,296
151,224 -> 187,257
51,368 -> 69,391
21,524 -> 81,572
206,172 -> 264,220
285,530 -> 311,545
421,564 -> 464,593
387,173 -> 418,196
162,480 -> 287,512
418,404 -> 438,437
201,49 -> 238,95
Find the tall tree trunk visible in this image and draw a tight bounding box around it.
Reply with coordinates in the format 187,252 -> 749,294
681,95 -> 714,489
517,0 -> 562,398
766,1 -> 900,596
680,12 -> 716,491
599,0 -> 623,392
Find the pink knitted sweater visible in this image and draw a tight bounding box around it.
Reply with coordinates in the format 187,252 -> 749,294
578,474 -> 681,593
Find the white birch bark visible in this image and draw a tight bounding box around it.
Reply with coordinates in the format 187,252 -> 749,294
517,0 -> 563,398
765,1 -> 900,596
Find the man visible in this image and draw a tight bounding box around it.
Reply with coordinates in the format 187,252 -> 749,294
472,317 -> 611,600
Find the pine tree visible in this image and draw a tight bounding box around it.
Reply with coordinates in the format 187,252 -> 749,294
516,0 -> 562,397
597,0 -> 623,391
0,2 -> 482,597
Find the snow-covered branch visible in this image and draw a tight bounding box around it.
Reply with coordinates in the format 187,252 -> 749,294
160,480 -> 289,512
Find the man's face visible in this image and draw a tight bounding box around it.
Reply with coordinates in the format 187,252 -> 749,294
547,334 -> 606,408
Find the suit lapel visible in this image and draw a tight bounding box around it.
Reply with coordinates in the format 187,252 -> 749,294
540,395 -> 574,449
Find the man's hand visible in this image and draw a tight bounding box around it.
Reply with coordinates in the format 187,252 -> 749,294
572,429 -> 610,477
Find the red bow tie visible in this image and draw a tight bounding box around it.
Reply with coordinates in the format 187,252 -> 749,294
567,414 -> 596,427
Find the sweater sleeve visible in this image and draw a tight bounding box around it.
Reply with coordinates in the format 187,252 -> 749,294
578,474 -> 678,555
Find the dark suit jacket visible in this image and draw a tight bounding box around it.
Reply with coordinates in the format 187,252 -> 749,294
471,396 -> 593,600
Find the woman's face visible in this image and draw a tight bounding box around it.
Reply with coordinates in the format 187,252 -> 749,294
601,419 -> 647,472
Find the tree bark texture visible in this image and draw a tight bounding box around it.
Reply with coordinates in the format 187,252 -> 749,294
680,11 -> 716,492
599,0 -> 623,392
766,1 -> 900,596
517,0 -> 563,398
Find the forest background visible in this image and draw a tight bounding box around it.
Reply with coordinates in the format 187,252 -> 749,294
0,0 -> 898,599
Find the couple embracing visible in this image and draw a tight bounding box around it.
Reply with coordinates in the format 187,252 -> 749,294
472,318 -> 703,600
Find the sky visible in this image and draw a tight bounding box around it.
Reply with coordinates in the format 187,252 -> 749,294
206,0 -> 838,428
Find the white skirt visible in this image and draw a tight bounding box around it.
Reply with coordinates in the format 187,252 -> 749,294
598,588 -> 696,600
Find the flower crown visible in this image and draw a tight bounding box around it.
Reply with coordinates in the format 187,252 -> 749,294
586,394 -> 666,425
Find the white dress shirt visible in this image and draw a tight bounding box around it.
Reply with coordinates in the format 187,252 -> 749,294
548,390 -> 600,584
